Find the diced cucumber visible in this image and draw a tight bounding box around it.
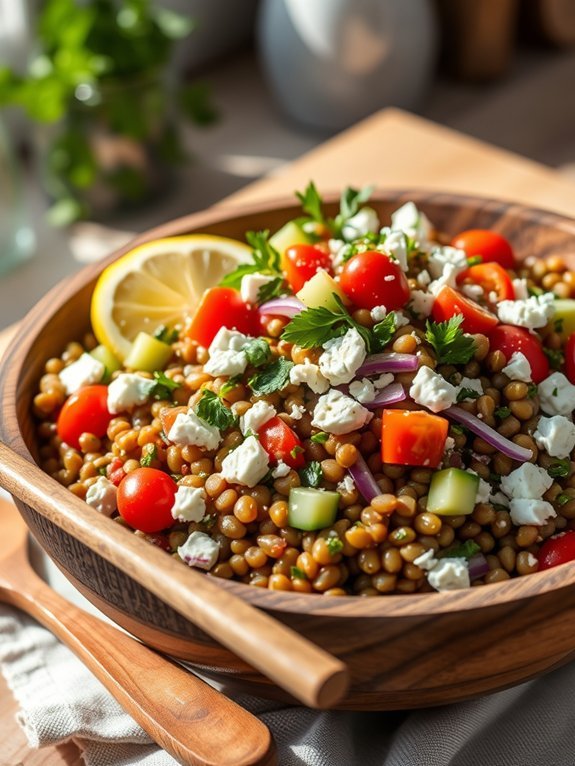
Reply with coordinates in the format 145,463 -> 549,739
551,299 -> 575,338
288,487 -> 339,531
427,468 -> 479,516
269,220 -> 310,255
90,345 -> 121,379
296,270 -> 348,311
124,332 -> 173,372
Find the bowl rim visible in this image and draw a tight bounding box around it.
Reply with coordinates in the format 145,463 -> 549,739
3,188 -> 575,619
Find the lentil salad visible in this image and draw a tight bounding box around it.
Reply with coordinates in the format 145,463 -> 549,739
33,185 -> 575,596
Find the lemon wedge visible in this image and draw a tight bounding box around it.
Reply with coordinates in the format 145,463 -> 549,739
90,235 -> 252,359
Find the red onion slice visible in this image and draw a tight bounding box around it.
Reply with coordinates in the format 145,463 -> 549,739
347,453 -> 381,503
357,353 -> 418,376
445,405 -> 533,462
468,552 -> 489,581
365,382 -> 406,410
258,297 -> 305,317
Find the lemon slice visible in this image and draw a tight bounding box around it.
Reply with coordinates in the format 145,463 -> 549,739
90,234 -> 252,359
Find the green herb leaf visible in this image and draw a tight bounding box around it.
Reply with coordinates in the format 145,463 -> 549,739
372,312 -> 396,350
150,371 -> 181,401
281,293 -> 372,350
311,432 -> 329,444
331,185 -> 374,238
450,424 -> 468,436
556,492 -> 572,507
299,461 -> 322,488
544,347 -> 565,370
548,459 -> 571,479
456,387 -> 481,403
290,445 -> 305,460
219,230 -> 282,290
466,255 -> 482,266
290,566 -> 307,580
249,357 -> 294,395
554,317 -> 564,334
494,406 -> 511,419
218,375 -> 242,398
257,276 -> 285,305
140,444 -> 158,467
243,338 -> 272,368
195,389 -> 236,431
425,316 -> 477,365
153,325 -> 179,344
97,465 -> 108,476
295,181 -> 326,226
437,540 -> 481,560
326,536 -> 344,556
527,383 -> 538,398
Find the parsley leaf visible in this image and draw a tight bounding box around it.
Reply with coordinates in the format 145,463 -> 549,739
243,338 -> 272,368
544,347 -> 565,370
153,325 -> 179,344
150,371 -> 181,401
295,181 -> 327,226
290,566 -> 307,580
326,536 -> 344,556
249,357 -> 294,395
140,445 -> 158,467
437,540 -> 480,560
425,316 -> 476,365
311,432 -> 329,444
281,293 -> 372,350
299,461 -> 322,488
290,445 -> 305,460
494,406 -> 511,419
332,185 -> 374,237
195,389 -> 237,430
372,312 -> 396,350
527,383 -> 538,398
556,492 -> 573,507
219,230 -> 282,290
257,276 -> 285,304
456,387 -> 481,403
219,375 -> 242,398
466,255 -> 482,266
548,459 -> 571,479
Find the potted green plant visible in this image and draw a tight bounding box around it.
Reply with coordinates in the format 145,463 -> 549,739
0,0 -> 215,224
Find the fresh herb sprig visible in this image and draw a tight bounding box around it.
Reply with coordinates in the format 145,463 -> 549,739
372,312 -> 397,351
425,316 -> 476,365
149,370 -> 181,400
195,389 -> 237,431
249,357 -> 294,395
548,459 -> 572,479
437,540 -> 480,560
294,181 -> 374,239
243,338 -> 272,368
153,325 -> 179,344
219,230 -> 283,293
281,294 -> 373,350
456,387 -> 481,403
140,445 -> 158,467
299,461 -> 322,488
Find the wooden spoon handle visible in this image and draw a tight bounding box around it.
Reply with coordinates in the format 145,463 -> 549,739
8,576 -> 275,766
0,443 -> 349,708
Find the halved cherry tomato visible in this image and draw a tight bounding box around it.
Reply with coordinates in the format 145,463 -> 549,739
565,332 -> 575,384
382,409 -> 448,468
457,262 -> 514,302
107,457 -> 126,486
340,250 -> 410,311
159,406 -> 187,438
185,287 -> 259,348
488,324 -> 549,383
283,243 -> 332,293
538,530 -> 575,570
258,416 -> 305,469
451,229 -> 515,269
432,285 -> 499,334
117,467 -> 177,533
57,384 -> 113,450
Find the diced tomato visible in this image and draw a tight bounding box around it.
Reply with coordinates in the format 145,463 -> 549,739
159,406 -> 187,438
432,285 -> 499,334
283,244 -> 332,293
451,229 -> 516,269
565,332 -> 575,384
57,385 -> 113,450
107,457 -> 126,487
538,531 -> 575,570
488,324 -> 549,383
258,416 -> 305,469
339,250 -> 410,311
457,262 -> 514,303
185,287 -> 259,348
117,467 -> 177,533
381,409 -> 448,468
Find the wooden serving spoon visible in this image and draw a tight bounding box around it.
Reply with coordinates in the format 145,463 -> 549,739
0,498 -> 276,766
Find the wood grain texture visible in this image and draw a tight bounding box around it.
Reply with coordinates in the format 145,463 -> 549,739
3,191 -> 575,711
0,500 -> 275,766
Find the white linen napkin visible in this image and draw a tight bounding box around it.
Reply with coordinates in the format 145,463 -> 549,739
3,599 -> 575,766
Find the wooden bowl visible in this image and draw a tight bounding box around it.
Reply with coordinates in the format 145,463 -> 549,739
3,190 -> 575,711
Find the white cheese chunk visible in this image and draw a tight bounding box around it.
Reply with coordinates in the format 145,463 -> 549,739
337,475 -> 356,494
289,360 -> 330,394
500,463 -> 553,500
428,263 -> 461,295
512,278 -> 529,299
427,246 -> 468,280
417,269 -> 431,287
208,327 -> 251,354
240,272 -> 275,304
312,389 -> 371,435
59,353 -> 105,395
538,372 -> 575,418
107,373 -> 155,414
204,349 -> 248,377
221,435 -> 269,487
373,372 -> 394,389
171,485 -> 206,523
497,293 -> 555,330
413,549 -> 437,571
409,366 -> 458,413
348,378 -> 376,404
342,206 -> 380,241
85,476 -> 117,517
370,304 -> 387,323
318,327 -> 367,386
272,460 -> 291,479
390,201 -> 432,244
427,558 -> 470,592
533,415 -> 575,459
409,289 -> 434,317
178,531 -> 219,570
461,283 -> 484,301
287,402 -> 306,420
457,376 -> 484,398
240,400 -> 276,436
502,351 -> 532,382
379,229 -> 409,271
509,499 -> 556,527
168,410 -> 221,450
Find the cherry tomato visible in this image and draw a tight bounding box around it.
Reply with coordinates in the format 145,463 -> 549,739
57,385 -> 113,450
457,262 -> 514,303
340,250 -> 410,311
117,467 -> 177,533
107,457 -> 126,487
283,243 -> 332,293
185,287 -> 259,348
432,286 -> 499,335
538,531 -> 575,571
381,409 -> 448,468
488,324 -> 549,384
565,332 -> 575,384
258,416 -> 305,469
451,229 -> 515,269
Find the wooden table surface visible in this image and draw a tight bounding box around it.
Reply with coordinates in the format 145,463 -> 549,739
3,107 -> 575,765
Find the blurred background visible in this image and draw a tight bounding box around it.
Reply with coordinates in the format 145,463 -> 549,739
1,0 -> 575,327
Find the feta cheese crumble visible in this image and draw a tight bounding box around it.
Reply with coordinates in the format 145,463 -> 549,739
221,435 -> 269,487
427,246 -> 468,281
208,327 -> 251,353
502,352 -> 532,382
497,293 -> 555,330
240,272 -> 275,304
390,201 -> 432,244
342,207 -> 380,241
500,463 -> 553,500
409,289 -> 435,317
59,353 -> 105,395
509,499 -> 556,527
272,460 -> 291,479
370,304 -> 387,323
204,349 -> 248,377
538,372 -> 575,418
85,476 -> 117,517
409,366 -> 458,413
289,360 -> 330,394
457,376 -> 484,397
312,389 -> 371,435
178,531 -> 219,570
337,475 -> 356,494
168,410 -> 221,450
413,550 -> 470,592
533,415 -> 575,459
348,378 -> 376,403
240,400 -> 276,436
107,373 -> 155,414
171,485 -> 206,523
379,229 -> 409,271
318,327 -> 367,386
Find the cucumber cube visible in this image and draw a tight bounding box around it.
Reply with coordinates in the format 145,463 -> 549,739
288,487 -> 339,531
124,332 -> 173,372
269,220 -> 311,255
90,344 -> 121,378
552,299 -> 575,338
427,468 -> 479,516
296,270 -> 348,311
